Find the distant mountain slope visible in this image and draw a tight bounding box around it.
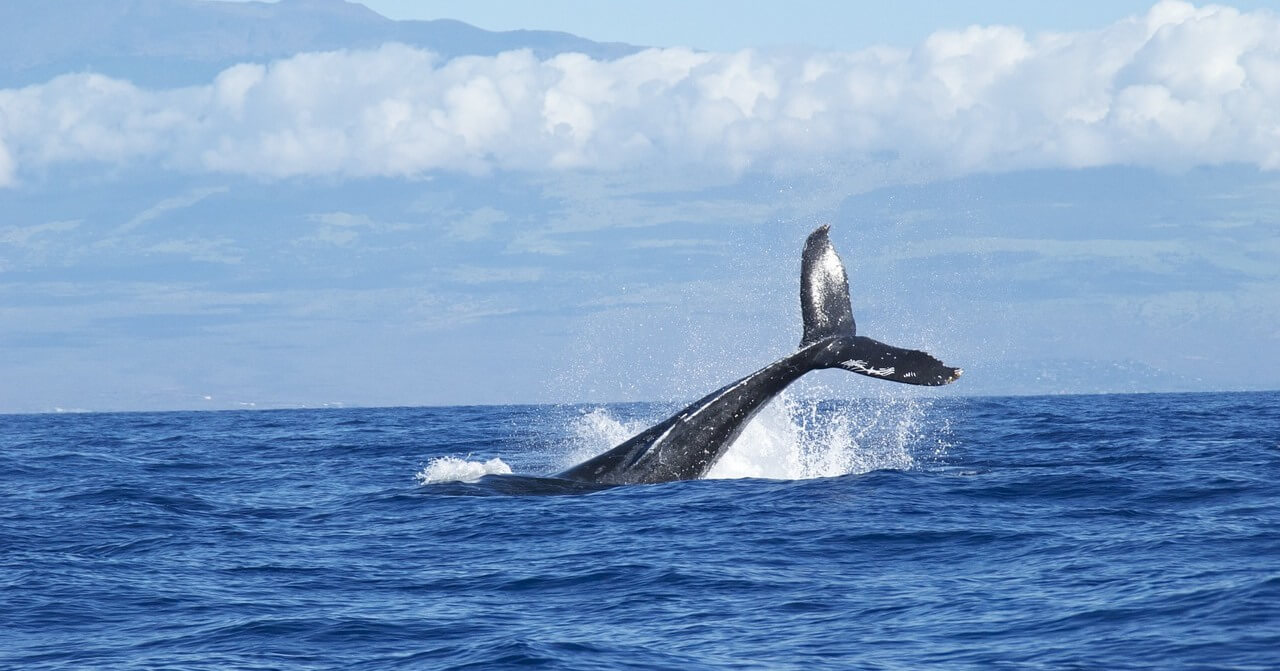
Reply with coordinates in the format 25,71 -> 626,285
0,0 -> 642,87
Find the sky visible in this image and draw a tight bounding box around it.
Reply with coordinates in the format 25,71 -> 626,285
271,0 -> 1280,51
1,0 -> 1279,412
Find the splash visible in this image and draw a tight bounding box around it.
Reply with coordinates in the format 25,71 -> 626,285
562,408 -> 650,467
415,456 -> 512,484
561,391 -> 946,481
706,392 -> 933,479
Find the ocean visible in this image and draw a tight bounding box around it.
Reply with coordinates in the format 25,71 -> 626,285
2,391 -> 1277,669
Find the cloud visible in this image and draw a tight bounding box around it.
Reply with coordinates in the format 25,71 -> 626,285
141,238 -> 243,264
0,138 -> 13,186
300,210 -> 413,246
0,219 -> 79,247
445,206 -> 507,241
308,212 -> 377,228
302,211 -> 376,246
0,219 -> 81,271
1,1 -> 1279,185
446,265 -> 545,284
117,186 -> 229,234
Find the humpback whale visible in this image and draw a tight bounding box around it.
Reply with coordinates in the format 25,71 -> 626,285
557,226 -> 961,485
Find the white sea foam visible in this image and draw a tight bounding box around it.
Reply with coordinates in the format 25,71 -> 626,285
415,456 -> 512,484
562,391 -> 946,481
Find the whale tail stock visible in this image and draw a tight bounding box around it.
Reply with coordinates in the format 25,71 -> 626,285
799,226 -> 961,387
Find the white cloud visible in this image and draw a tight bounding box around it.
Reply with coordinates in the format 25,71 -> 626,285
0,139 -> 13,186
0,219 -> 80,247
1,1 -> 1279,184
117,186 -> 229,234
0,219 -> 81,271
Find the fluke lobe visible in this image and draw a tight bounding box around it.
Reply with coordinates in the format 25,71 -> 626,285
557,226 -> 962,485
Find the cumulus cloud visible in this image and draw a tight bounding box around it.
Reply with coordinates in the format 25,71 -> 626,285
1,1 -> 1279,184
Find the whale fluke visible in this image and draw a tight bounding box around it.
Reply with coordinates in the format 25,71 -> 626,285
826,336 -> 962,386
800,225 -> 856,346
799,225 -> 961,386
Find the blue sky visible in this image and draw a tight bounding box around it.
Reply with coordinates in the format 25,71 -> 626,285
312,0 -> 1279,51
1,1 -> 1278,412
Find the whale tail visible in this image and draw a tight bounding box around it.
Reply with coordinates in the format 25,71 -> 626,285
799,226 -> 962,387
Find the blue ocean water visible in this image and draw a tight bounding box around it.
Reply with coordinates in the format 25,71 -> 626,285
2,391 -> 1278,669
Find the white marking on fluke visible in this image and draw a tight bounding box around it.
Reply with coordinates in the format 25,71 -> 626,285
841,359 -> 895,377
807,245 -> 846,332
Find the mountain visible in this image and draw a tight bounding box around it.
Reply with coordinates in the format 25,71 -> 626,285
0,0 -> 642,87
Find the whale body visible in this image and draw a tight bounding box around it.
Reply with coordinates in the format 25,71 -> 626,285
557,226 -> 962,485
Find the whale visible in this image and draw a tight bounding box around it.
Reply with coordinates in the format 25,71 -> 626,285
557,226 -> 962,485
